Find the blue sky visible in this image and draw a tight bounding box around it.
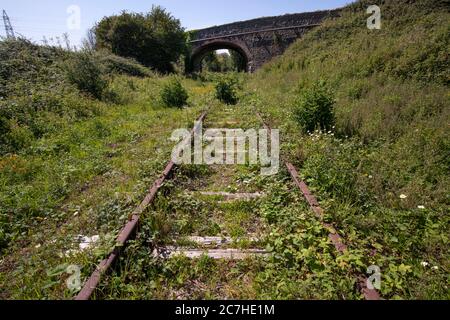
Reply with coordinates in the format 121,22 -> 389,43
1,0 -> 353,47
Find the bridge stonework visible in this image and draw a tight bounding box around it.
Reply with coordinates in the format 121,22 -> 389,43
187,10 -> 339,73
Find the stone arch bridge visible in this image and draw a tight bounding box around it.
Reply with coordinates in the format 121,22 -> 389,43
187,10 -> 339,73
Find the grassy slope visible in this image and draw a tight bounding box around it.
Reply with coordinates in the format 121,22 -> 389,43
248,0 -> 449,298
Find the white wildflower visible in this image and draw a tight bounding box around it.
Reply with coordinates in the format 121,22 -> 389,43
35,244 -> 41,249
432,266 -> 439,270
400,194 -> 408,199
418,205 -> 425,210
65,249 -> 82,257
421,261 -> 429,267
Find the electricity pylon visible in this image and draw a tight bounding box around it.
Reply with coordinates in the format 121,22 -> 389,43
2,10 -> 15,39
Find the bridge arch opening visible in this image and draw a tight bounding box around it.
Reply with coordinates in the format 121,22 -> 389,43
188,40 -> 252,73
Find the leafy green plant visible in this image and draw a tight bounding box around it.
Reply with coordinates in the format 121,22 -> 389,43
0,120 -> 34,152
215,75 -> 239,105
293,80 -> 335,133
65,53 -> 107,100
161,78 -> 188,108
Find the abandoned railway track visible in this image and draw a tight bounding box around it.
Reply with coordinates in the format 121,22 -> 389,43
76,103 -> 380,301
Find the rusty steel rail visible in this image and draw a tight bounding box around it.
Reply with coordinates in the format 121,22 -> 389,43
256,111 -> 381,301
75,111 -> 207,300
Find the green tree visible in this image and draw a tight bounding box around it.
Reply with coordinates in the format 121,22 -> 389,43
202,51 -> 221,72
230,50 -> 246,72
202,50 -> 246,73
94,6 -> 185,73
217,52 -> 234,71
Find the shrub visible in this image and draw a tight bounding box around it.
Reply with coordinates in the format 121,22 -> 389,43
0,120 -> 34,153
161,78 -> 188,108
215,76 -> 239,105
97,53 -> 152,77
0,39 -> 64,99
65,53 -> 107,99
293,80 -> 335,133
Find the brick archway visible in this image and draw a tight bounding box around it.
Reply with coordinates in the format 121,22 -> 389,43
187,10 -> 339,73
188,39 -> 252,73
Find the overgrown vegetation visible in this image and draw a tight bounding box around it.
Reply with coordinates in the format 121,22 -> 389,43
293,80 -> 335,133
0,36 -> 209,297
65,52 -> 108,99
0,0 -> 448,301
249,0 -> 449,299
94,6 -> 186,73
97,53 -> 153,77
215,75 -> 240,105
0,40 -> 154,155
0,38 -> 184,255
161,78 -> 189,108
